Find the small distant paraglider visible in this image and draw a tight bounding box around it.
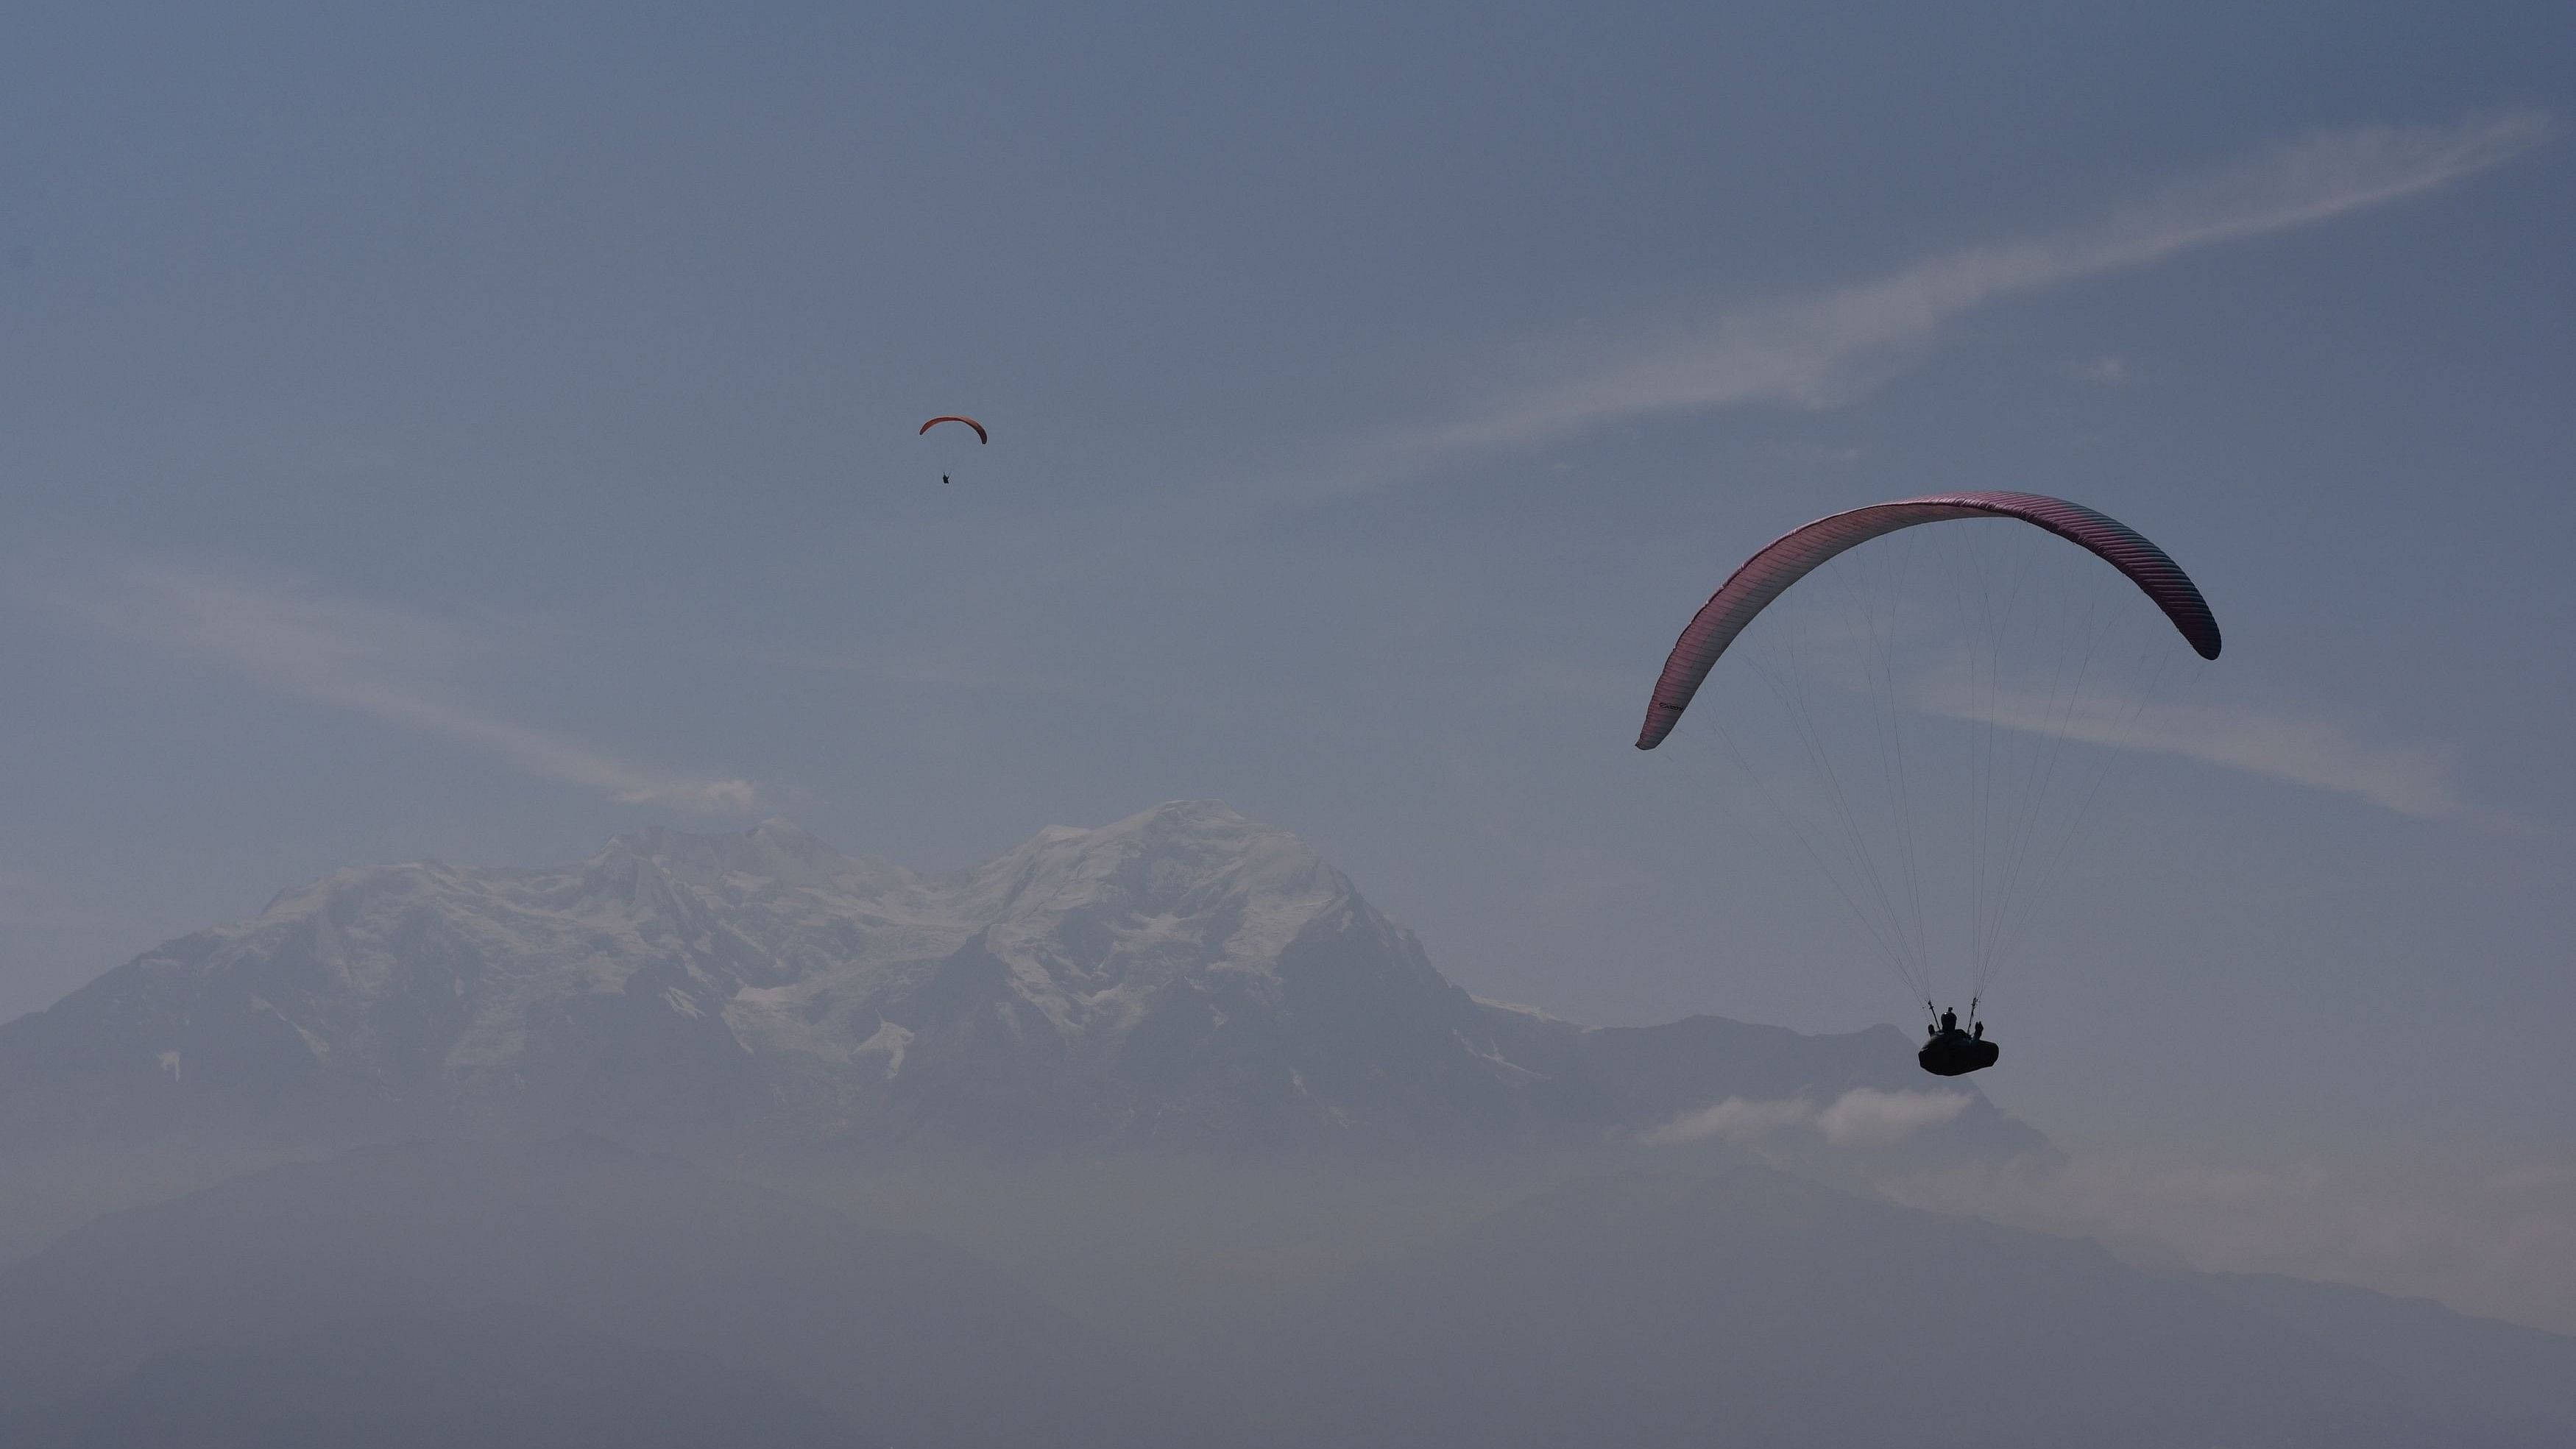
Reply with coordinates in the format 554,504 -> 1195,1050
919,414 -> 987,442
920,415 -> 987,484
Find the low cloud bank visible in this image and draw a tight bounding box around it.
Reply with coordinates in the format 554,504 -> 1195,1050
1645,1087 -> 1970,1149
1887,1149 -> 2576,1336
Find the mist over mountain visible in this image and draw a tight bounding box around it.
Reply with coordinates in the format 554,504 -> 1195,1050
1,804 -> 2567,1446
0,1303 -> 876,1449
0,802 -> 2037,1159
1167,1167 -> 2576,1448
2,1135 -> 2567,1449
0,1136 -> 1174,1447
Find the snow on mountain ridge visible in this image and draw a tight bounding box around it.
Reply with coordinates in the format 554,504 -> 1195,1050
949,801 -> 1362,1032
4,804 -> 1393,1114
0,801 -> 2046,1158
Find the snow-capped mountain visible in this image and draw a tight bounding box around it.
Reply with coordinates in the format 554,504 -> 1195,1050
0,802 -> 2039,1155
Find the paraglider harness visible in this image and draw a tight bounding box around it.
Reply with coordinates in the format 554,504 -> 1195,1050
1917,996 -> 1999,1077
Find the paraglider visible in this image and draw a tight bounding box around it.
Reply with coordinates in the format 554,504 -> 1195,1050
1638,492 -> 2219,752
1919,1004 -> 2000,1077
921,416 -> 986,485
1635,492 -> 2221,1079
919,415 -> 988,444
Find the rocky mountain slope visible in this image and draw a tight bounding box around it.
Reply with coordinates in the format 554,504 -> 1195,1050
0,801 -> 2037,1156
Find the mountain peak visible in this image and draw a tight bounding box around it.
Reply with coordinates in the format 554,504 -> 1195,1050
2,801 -> 2039,1161
1127,798 -> 1253,829
1036,799 -> 1260,847
966,800 -> 1347,929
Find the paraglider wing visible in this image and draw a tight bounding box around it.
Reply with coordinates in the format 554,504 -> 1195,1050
919,415 -> 988,444
1637,492 -> 2219,750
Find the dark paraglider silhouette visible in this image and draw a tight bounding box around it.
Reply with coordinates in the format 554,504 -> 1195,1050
921,416 -> 986,484
1919,1021 -> 2000,1077
1921,999 -> 1998,1076
1634,490 -> 2225,1082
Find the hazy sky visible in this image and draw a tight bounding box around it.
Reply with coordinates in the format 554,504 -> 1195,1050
4,3 -> 2571,1172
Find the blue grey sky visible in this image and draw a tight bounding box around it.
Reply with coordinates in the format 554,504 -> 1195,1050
4,0 -> 2572,1275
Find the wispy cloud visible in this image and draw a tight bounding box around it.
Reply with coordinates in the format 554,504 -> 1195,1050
1816,1086 -> 1975,1147
2067,355 -> 2134,386
1643,1087 -> 1970,1148
1643,1094 -> 1820,1147
1908,681 -> 2512,827
37,560 -> 761,815
1351,111 -> 2545,483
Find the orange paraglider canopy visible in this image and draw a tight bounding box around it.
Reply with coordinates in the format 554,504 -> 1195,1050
919,416 -> 988,443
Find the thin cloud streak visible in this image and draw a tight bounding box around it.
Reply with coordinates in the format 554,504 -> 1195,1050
1909,680 -> 2511,828
1360,110 -> 2547,481
2067,355 -> 2134,386
38,561 -> 761,815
